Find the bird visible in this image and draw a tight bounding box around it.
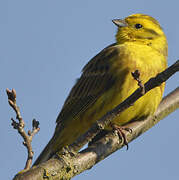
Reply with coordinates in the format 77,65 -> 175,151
34,14 -> 168,165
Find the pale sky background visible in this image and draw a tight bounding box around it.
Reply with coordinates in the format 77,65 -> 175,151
1,0 -> 179,180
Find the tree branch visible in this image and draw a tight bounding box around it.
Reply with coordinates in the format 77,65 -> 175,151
12,60 -> 179,180
69,60 -> 179,152
13,88 -> 179,180
6,89 -> 40,170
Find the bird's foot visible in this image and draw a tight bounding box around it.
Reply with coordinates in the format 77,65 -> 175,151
111,123 -> 132,150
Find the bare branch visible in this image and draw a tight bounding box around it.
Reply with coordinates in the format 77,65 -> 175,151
70,60 -> 179,152
12,88 -> 179,180
12,60 -> 179,180
6,89 -> 40,170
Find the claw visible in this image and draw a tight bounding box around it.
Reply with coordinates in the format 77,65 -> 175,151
123,127 -> 133,134
111,124 -> 132,150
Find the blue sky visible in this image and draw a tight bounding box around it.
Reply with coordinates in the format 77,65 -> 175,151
1,0 -> 179,179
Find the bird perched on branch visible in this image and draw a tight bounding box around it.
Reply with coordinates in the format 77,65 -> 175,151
34,14 -> 168,165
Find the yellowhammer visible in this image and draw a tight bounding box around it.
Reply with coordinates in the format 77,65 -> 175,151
34,14 -> 168,165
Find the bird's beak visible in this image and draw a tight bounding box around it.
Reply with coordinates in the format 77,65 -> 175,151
112,19 -> 128,27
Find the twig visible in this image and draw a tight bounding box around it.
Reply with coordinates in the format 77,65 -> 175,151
131,69 -> 145,95
70,60 -> 179,152
6,88 -> 40,170
11,59 -> 179,179
12,87 -> 179,180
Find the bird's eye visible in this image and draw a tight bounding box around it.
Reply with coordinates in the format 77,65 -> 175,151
135,24 -> 143,29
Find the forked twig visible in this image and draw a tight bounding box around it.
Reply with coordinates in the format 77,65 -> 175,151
70,60 -> 179,152
6,88 -> 40,170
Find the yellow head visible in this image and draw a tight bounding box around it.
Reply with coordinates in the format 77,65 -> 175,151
113,14 -> 168,57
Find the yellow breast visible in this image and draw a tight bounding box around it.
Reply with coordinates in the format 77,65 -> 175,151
107,42 -> 167,126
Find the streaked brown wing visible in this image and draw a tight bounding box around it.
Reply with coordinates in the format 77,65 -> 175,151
56,43 -> 119,125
